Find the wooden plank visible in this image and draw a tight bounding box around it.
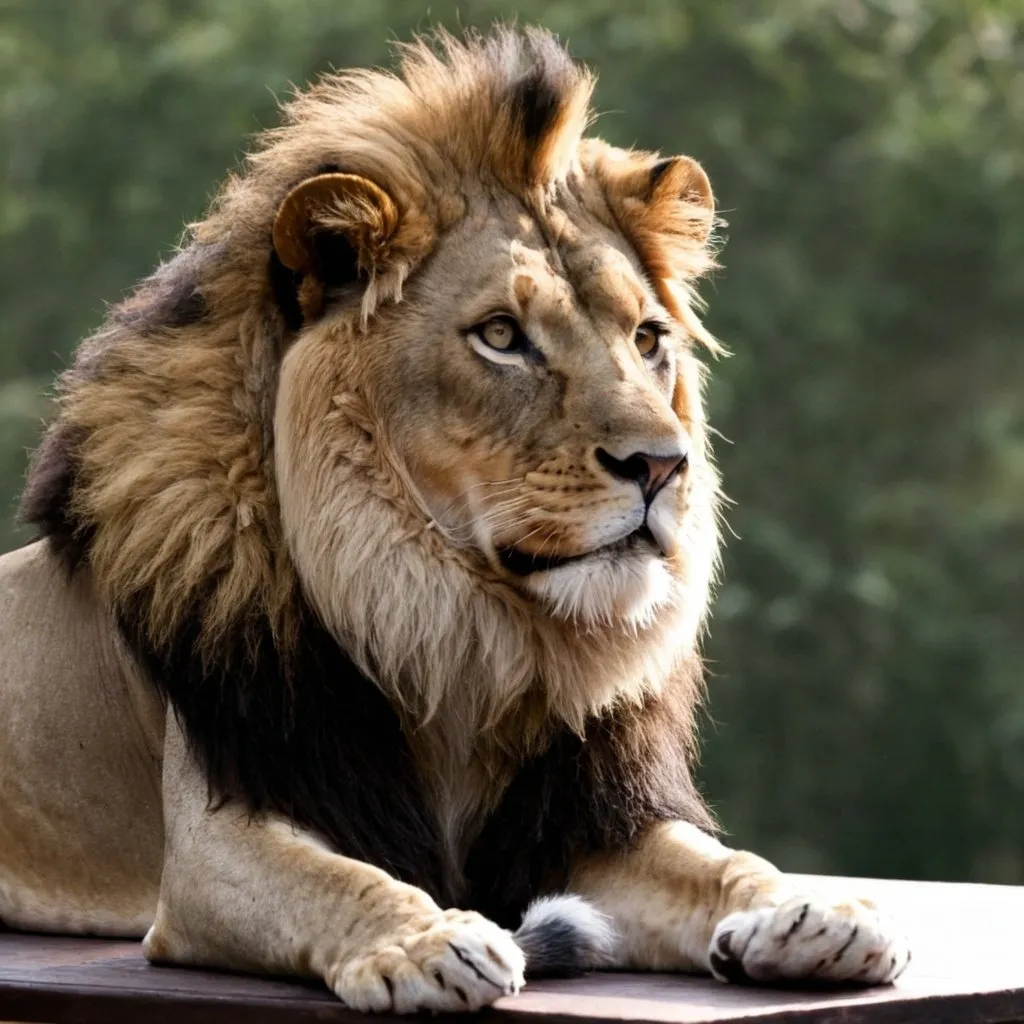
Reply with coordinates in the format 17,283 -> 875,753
1,876 -> 1022,1023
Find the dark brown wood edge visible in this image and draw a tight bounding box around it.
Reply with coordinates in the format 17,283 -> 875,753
0,978 -> 350,1024
3,978 -> 1024,1024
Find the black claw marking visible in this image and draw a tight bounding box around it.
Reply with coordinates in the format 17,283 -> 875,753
710,949 -> 751,986
484,944 -> 508,971
814,926 -> 829,938
434,970 -> 446,989
449,943 -> 504,991
815,957 -> 829,972
831,925 -> 859,965
382,975 -> 395,1009
890,951 -> 910,981
781,903 -> 810,944
862,951 -> 879,968
710,929 -> 756,986
713,929 -> 734,958
454,985 -> 469,1004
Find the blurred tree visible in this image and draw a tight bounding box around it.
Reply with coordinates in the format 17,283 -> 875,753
1,0 -> 1021,881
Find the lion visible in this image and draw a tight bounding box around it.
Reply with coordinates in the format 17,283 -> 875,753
0,27 -> 909,1012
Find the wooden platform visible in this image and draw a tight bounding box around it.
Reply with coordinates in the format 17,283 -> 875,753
1,876 -> 1021,1023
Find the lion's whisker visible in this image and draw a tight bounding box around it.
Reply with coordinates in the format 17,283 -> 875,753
437,483 -> 527,522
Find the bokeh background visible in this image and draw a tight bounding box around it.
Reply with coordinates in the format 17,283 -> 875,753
2,1 -> 1022,883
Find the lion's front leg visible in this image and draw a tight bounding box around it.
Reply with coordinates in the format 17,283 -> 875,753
569,821 -> 910,986
145,716 -> 523,1013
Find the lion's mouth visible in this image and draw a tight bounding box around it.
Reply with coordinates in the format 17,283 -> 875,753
498,524 -> 658,577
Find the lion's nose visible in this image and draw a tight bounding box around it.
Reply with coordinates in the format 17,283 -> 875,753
595,448 -> 688,504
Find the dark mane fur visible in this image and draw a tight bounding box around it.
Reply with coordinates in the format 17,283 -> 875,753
122,574 -> 710,921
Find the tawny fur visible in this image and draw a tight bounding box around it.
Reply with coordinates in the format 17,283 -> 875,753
34,26 -> 721,758
3,27 -> 911,1010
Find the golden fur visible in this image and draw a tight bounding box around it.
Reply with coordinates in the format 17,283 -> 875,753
3,27 -> 910,1010
43,27 -> 722,762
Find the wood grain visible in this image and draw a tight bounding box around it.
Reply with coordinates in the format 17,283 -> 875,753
1,876 -> 1021,1023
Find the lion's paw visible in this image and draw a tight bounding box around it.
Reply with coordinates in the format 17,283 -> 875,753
708,896 -> 910,987
333,909 -> 525,1014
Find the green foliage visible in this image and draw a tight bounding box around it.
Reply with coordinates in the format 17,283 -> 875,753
1,0 -> 1021,880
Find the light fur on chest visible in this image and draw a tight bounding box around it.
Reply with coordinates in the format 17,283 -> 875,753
406,710 -> 511,896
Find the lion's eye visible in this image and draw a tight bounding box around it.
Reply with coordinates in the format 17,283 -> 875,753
635,321 -> 664,359
476,316 -> 524,352
467,315 -> 530,367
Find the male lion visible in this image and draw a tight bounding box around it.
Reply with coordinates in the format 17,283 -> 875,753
0,28 -> 909,1013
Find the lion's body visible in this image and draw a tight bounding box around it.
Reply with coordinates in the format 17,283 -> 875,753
0,541 -> 162,935
0,27 -> 908,1011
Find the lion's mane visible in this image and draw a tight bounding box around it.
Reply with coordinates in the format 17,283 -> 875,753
20,28 -> 717,925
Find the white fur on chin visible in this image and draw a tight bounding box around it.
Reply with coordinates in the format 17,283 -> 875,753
527,549 -> 675,629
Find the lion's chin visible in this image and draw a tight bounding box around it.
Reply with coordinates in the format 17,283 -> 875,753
524,547 -> 675,629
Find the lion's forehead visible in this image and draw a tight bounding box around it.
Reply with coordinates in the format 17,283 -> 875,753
502,223 -> 652,338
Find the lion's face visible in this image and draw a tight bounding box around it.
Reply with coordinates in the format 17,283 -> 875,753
278,192 -> 713,628
265,33 -> 719,649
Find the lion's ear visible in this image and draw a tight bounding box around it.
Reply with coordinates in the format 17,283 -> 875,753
272,172 -> 400,282
583,143 -> 719,351
604,154 -> 715,251
645,156 -> 714,244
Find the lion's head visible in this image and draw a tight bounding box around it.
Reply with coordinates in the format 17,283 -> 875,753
23,27 -> 721,739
